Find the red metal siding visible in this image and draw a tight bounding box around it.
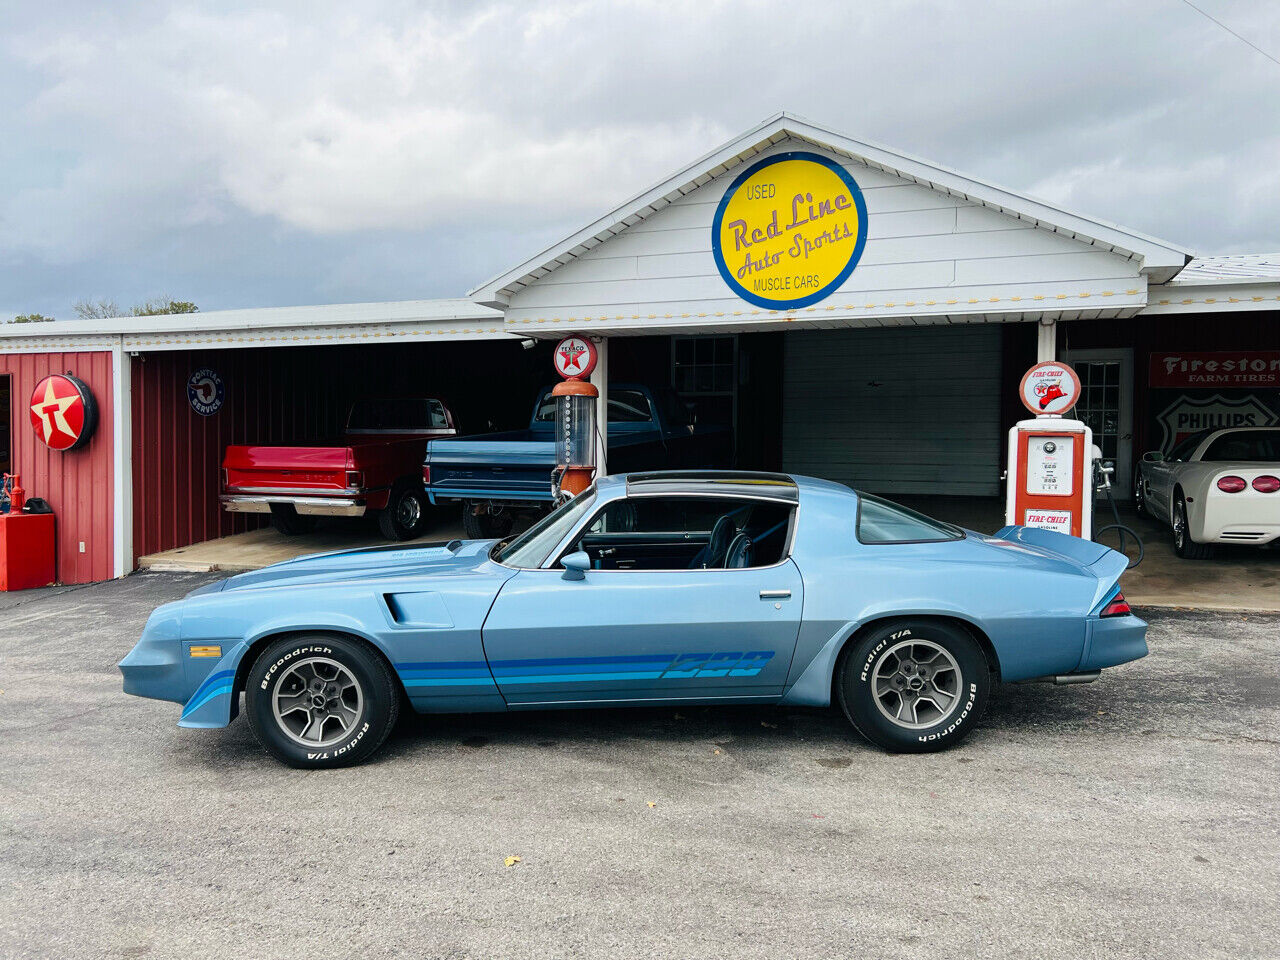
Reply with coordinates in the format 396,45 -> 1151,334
130,348 -> 344,559
0,351 -> 114,584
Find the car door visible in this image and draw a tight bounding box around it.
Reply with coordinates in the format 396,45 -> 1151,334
481,494 -> 803,705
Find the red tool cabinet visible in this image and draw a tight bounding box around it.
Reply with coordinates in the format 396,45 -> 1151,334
0,513 -> 57,590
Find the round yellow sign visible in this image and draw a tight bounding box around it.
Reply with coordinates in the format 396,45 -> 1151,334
711,151 -> 868,310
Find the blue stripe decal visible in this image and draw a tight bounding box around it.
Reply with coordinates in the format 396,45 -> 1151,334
394,651 -> 774,688
186,669 -> 235,706
182,680 -> 235,716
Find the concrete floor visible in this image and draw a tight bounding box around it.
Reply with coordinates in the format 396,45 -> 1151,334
1,572 -> 1277,959
137,496 -> 1280,612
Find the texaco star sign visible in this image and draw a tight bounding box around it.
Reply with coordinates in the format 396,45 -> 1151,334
553,335 -> 597,380
29,374 -> 98,450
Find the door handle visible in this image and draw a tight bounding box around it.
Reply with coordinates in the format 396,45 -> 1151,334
760,589 -> 791,600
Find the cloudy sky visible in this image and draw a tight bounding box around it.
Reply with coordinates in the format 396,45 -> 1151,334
2,0 -> 1278,320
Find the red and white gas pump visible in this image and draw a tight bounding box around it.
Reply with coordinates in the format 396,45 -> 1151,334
1005,361 -> 1094,538
550,335 -> 600,501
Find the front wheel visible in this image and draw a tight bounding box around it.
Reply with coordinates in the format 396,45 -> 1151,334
837,619 -> 990,752
1133,470 -> 1148,517
245,635 -> 400,768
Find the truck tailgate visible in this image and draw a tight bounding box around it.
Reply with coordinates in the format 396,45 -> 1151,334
223,444 -> 355,492
424,432 -> 555,500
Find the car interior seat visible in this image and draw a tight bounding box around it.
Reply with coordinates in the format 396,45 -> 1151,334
690,514 -> 737,568
724,533 -> 754,569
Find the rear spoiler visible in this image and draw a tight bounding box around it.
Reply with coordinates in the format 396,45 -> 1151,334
994,525 -> 1129,611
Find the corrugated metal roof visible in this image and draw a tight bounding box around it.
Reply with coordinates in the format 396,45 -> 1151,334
1172,253 -> 1280,284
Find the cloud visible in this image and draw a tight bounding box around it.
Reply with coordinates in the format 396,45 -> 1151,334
2,0 -> 1279,316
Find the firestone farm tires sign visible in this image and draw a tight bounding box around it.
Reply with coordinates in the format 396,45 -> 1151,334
712,152 -> 868,310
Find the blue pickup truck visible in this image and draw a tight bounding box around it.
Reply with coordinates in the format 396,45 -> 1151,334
424,383 -> 732,538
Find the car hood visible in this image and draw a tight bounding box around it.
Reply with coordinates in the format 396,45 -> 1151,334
201,538 -> 500,594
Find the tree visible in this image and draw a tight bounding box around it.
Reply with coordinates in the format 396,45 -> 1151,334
72,297 -> 199,319
73,299 -> 123,320
132,298 -> 198,316
11,313 -> 55,323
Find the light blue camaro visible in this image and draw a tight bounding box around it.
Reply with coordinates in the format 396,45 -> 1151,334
121,471 -> 1147,767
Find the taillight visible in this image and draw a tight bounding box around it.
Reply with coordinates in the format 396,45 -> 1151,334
422,465 -> 431,484
1216,476 -> 1247,493
1100,592 -> 1131,618
345,471 -> 363,490
1253,475 -> 1280,493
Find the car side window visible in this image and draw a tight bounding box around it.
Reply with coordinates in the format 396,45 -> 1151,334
856,494 -> 962,544
568,496 -> 793,570
1167,431 -> 1210,463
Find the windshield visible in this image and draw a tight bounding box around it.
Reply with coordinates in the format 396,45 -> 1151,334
494,489 -> 597,568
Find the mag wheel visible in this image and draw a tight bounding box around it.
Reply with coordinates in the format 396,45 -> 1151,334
379,479 -> 427,541
245,635 -> 399,768
838,619 -> 990,753
1133,471 -> 1147,517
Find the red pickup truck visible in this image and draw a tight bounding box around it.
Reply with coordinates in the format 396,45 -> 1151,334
221,398 -> 457,540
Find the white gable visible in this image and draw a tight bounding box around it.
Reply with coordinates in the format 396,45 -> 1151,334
501,137 -> 1154,336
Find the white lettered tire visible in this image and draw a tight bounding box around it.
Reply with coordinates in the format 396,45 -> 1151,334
245,635 -> 399,768
837,619 -> 990,752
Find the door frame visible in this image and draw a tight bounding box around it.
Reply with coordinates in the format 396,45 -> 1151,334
1064,348 -> 1134,499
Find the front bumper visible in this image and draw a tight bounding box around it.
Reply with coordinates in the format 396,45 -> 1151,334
119,602 -> 246,728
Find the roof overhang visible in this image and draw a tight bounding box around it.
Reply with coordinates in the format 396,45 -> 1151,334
1143,279 -> 1280,315
470,111 -> 1192,308
0,298 -> 512,353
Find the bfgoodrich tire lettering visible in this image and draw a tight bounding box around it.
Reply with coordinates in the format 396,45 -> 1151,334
837,619 -> 990,753
245,635 -> 399,768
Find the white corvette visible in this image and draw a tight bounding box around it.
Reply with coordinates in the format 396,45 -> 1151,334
1136,427 -> 1280,558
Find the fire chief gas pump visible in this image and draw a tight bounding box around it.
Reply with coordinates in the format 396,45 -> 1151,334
1005,361 -> 1093,538
550,335 -> 599,501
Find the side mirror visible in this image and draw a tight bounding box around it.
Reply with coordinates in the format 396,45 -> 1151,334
561,550 -> 591,581
1142,451 -> 1164,463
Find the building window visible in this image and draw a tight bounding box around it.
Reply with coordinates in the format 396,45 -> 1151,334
672,336 -> 736,429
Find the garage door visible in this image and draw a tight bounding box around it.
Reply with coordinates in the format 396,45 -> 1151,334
782,326 -> 1002,496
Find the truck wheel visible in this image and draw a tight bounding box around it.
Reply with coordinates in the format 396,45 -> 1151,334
245,635 -> 399,769
379,480 -> 428,541
462,503 -> 513,540
269,503 -> 317,536
1172,494 -> 1214,559
836,619 -> 990,753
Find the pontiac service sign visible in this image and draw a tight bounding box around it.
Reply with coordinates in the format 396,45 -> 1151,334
711,151 -> 868,310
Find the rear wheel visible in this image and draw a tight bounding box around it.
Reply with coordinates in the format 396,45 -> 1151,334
1172,494 -> 1214,559
1133,470 -> 1148,517
245,635 -> 399,768
379,479 -> 428,541
837,619 -> 990,752
269,503 -> 317,536
462,503 -> 514,540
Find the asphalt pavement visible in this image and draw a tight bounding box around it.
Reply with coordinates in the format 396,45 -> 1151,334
1,572 -> 1277,959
